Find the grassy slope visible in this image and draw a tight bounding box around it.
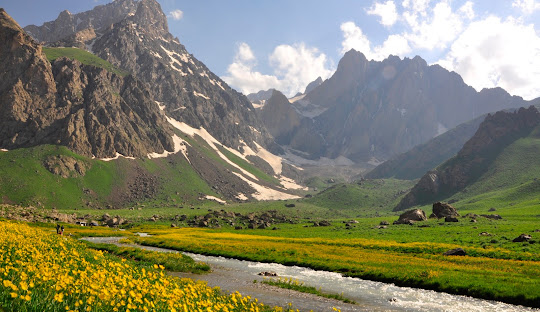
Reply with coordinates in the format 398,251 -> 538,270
43,47 -> 128,76
0,144 -> 217,210
366,115 -> 484,180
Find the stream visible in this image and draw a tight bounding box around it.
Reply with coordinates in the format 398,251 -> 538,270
81,236 -> 536,312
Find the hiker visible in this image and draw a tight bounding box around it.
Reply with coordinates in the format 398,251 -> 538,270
60,225 -> 64,235
56,224 -> 60,234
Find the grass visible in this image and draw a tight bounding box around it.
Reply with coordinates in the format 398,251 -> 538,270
260,277 -> 356,304
134,225 -> 540,307
43,47 -> 129,76
82,241 -> 210,274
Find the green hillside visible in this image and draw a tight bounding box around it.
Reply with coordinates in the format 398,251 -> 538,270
445,129 -> 540,211
304,179 -> 415,213
367,115 -> 484,180
43,47 -> 129,76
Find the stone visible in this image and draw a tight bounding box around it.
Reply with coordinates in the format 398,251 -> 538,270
513,234 -> 532,242
393,209 -> 426,225
443,248 -> 466,256
379,220 -> 389,225
432,202 -> 460,219
445,216 -> 459,222
257,271 -> 277,277
481,214 -> 503,220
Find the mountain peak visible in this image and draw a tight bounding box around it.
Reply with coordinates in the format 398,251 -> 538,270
132,0 -> 168,35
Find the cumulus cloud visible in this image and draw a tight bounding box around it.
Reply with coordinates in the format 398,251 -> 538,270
168,9 -> 184,20
438,16 -> 540,100
512,0 -> 540,14
222,42 -> 334,97
340,21 -> 411,60
404,1 -> 473,50
367,1 -> 399,27
401,0 -> 431,15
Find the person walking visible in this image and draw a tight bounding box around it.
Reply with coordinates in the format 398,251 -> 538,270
60,225 -> 64,235
56,224 -> 60,234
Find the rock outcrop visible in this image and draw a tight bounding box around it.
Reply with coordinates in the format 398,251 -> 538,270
431,202 -> 459,219
393,209 -> 426,225
0,9 -> 176,158
395,106 -> 540,211
259,90 -> 302,145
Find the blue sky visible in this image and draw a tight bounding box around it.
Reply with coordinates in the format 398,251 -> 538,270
4,0 -> 540,99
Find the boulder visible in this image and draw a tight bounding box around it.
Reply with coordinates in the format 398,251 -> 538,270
89,221 -> 99,226
443,248 -> 466,256
318,220 -> 331,226
258,271 -> 277,277
170,223 -> 177,228
481,214 -> 503,220
379,220 -> 389,226
445,216 -> 459,222
432,202 -> 460,219
488,207 -> 497,212
513,234 -> 532,242
394,209 -> 426,225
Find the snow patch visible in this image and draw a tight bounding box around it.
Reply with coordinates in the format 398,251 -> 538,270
147,134 -> 190,163
155,101 -> 165,111
150,51 -> 162,59
249,126 -> 261,134
101,153 -> 136,162
251,101 -> 264,109
437,122 -> 448,136
160,45 -> 187,76
367,157 -> 383,167
165,117 -> 258,181
232,172 -> 300,201
283,149 -> 354,167
279,176 -> 308,190
202,195 -> 226,205
236,193 -> 248,201
0,149 -> 8,152
193,91 -> 210,100
289,94 -> 306,103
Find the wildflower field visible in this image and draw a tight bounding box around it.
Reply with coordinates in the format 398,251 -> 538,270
0,221 -> 293,312
136,227 -> 540,307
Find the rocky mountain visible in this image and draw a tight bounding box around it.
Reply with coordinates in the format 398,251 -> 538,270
24,0 -> 138,44
0,8 -> 174,158
247,89 -> 275,105
24,0 -> 275,155
303,76 -> 322,94
366,114 -> 485,180
259,90 -> 302,145
394,106 -> 540,211
1,2 -> 303,206
280,49 -> 535,163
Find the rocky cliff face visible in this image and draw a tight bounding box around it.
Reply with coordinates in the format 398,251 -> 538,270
285,49 -> 533,163
259,90 -> 302,145
23,0 -> 138,43
394,106 -> 540,211
0,9 -> 174,158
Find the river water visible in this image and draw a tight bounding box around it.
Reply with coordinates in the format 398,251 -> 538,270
81,236 -> 536,312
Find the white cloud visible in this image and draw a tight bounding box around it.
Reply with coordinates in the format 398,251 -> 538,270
438,16 -> 540,100
168,9 -> 184,21
340,21 -> 372,55
340,21 -> 411,60
404,1 -> 468,50
367,1 -> 399,27
222,42 -> 334,97
401,0 -> 431,15
512,0 -> 540,14
269,43 -> 335,96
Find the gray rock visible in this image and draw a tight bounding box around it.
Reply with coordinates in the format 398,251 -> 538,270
513,234 -> 532,242
393,209 -> 426,225
443,248 -> 466,256
432,202 -> 460,219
